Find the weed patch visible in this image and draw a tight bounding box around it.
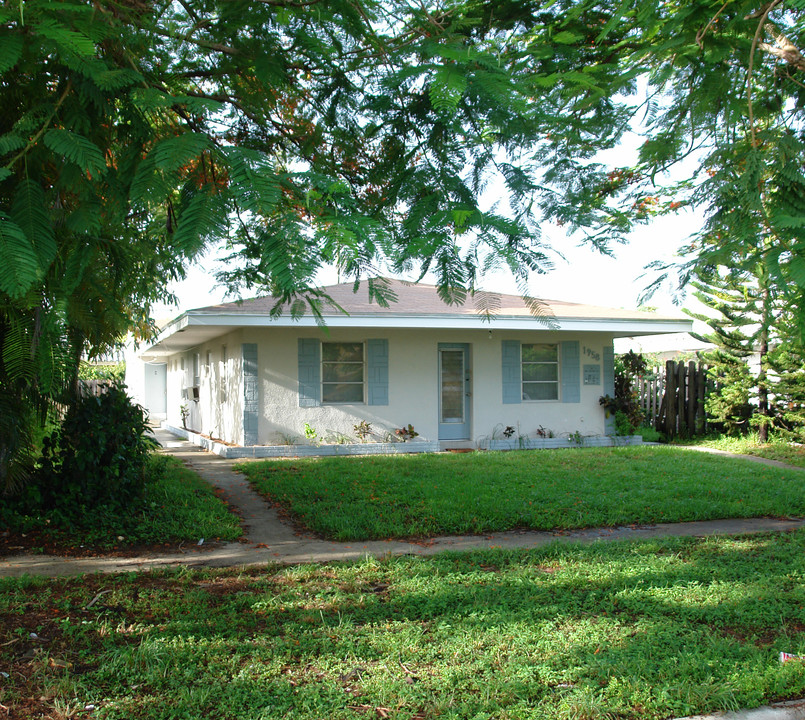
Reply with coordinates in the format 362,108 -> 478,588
0,455 -> 242,552
2,533 -> 805,719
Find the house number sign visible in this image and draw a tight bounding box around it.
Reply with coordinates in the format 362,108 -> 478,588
584,364 -> 601,385
582,345 -> 601,362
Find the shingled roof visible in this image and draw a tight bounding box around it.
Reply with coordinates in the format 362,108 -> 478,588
142,278 -> 692,357
191,278 -> 674,321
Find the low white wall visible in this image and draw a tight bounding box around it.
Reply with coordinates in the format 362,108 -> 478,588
162,423 -> 440,458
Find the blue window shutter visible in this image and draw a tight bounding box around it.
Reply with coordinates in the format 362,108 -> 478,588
602,345 -> 615,397
367,339 -> 389,406
561,341 -> 580,404
242,343 -> 258,445
298,338 -> 321,407
502,340 -> 521,404
602,344 -> 615,434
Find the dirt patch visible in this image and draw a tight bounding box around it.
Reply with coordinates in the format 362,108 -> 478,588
0,530 -> 223,559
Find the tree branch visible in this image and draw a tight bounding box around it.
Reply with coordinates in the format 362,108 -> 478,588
251,0 -> 327,7
747,0 -> 784,146
758,23 -> 805,71
696,2 -> 730,49
4,80 -> 72,171
149,27 -> 240,55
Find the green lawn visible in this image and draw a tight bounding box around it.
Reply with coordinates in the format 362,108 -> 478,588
4,532 -> 805,719
681,433 -> 805,469
1,455 -> 243,549
236,446 -> 805,541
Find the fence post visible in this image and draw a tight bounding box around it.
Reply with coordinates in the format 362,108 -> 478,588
664,360 -> 677,438
676,361 -> 686,436
686,360 -> 697,434
698,365 -> 708,434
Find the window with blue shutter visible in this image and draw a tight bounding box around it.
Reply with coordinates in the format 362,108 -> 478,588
522,343 -> 559,400
501,340 -> 521,404
322,342 -> 364,402
299,339 -> 388,406
561,340 -> 581,404
298,338 -> 321,407
367,339 -> 389,406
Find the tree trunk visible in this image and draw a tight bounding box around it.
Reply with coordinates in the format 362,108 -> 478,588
757,284 -> 771,443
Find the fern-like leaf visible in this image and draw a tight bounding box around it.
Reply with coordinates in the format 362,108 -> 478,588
33,17 -> 95,56
0,133 -> 25,155
0,213 -> 39,298
788,257 -> 805,289
149,133 -> 211,173
43,129 -> 107,177
223,148 -> 281,215
429,65 -> 467,115
9,180 -> 56,275
173,190 -> 228,255
0,32 -> 22,73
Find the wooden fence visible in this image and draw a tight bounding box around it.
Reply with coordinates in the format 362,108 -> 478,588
80,378 -> 113,397
634,360 -> 710,439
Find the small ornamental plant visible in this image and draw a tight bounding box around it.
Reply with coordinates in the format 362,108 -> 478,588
353,420 -> 373,442
395,424 -> 419,442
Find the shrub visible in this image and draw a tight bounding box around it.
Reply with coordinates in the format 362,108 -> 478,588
638,425 -> 664,443
599,351 -> 648,435
32,384 -> 157,524
78,361 -> 125,382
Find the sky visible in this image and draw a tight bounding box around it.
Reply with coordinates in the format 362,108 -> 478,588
154,208 -> 704,318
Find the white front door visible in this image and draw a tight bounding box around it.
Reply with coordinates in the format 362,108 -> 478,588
438,344 -> 470,440
144,362 -> 167,416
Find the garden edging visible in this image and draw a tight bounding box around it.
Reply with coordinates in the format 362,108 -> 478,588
161,423 -> 440,458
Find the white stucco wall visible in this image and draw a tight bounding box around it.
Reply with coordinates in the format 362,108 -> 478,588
124,341 -> 146,408
163,330 -> 244,444
124,343 -> 166,421
159,326 -> 615,446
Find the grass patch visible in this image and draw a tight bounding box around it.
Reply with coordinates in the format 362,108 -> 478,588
1,454 -> 242,549
3,532 -> 805,719
236,446 -> 805,541
681,433 -> 805,469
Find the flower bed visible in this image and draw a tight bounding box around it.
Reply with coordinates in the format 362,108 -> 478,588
162,424 -> 439,458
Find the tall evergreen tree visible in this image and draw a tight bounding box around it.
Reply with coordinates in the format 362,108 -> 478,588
686,254 -> 788,440
766,300 -> 805,439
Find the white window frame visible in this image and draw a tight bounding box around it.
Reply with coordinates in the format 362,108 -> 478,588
521,343 -> 560,402
321,341 -> 365,404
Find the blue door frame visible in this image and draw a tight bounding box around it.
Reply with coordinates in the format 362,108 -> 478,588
438,343 -> 471,440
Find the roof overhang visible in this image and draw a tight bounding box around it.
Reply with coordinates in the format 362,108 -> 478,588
139,311 -> 693,359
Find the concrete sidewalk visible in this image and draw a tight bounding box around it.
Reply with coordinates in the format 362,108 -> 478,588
2,428 -> 805,578
679,699 -> 805,720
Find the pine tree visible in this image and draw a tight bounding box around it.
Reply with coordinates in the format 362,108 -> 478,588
767,300 -> 805,440
686,258 -> 783,440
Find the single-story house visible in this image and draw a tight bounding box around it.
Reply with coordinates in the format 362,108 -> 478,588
127,279 -> 692,452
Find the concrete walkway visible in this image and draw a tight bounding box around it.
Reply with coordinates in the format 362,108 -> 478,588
2,428 -> 805,579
